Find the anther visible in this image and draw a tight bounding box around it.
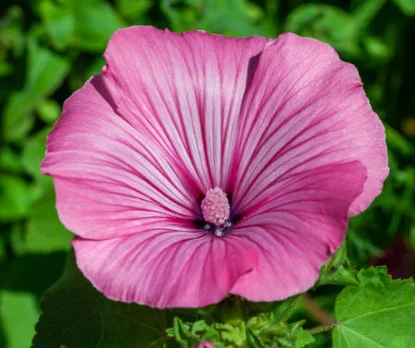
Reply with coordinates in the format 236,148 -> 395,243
200,187 -> 230,226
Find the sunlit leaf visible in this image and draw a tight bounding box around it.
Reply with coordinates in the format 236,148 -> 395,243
333,267 -> 415,348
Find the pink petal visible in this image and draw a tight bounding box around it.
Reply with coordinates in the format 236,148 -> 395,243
194,342 -> 217,348
72,226 -> 257,308
41,75 -> 197,240
101,26 -> 269,193
231,33 -> 388,217
230,161 -> 366,301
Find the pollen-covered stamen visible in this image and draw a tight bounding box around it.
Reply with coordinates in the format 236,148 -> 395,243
201,187 -> 230,226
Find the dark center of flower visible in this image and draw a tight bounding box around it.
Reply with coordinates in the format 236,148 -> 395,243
200,187 -> 231,237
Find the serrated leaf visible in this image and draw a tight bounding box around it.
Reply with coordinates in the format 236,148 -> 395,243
356,266 -> 392,287
32,251 -> 173,348
316,242 -> 358,287
247,316 -> 314,348
333,267 -> 415,347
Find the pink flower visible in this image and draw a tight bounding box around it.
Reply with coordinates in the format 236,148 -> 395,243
194,342 -> 216,348
41,26 -> 388,308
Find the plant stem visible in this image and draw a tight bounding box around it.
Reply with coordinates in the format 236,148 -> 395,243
302,293 -> 334,324
307,322 -> 341,335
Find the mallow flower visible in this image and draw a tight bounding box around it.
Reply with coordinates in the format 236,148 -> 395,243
41,26 -> 388,308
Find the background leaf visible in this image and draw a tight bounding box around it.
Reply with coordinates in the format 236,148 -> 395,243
3,41 -> 69,141
0,175 -> 34,222
0,291 -> 40,348
32,251 -> 173,348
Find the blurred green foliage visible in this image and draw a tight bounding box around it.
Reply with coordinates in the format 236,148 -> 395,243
0,0 -> 414,347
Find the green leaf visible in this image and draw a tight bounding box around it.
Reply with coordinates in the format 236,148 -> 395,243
26,40 -> 70,96
0,291 -> 40,348
2,92 -> 37,142
39,0 -> 125,52
385,124 -> 415,157
363,36 -> 391,61
72,0 -> 125,52
393,0 -> 415,15
316,242 -> 358,287
36,99 -> 61,122
356,266 -> 392,287
39,0 -> 75,50
284,5 -> 359,56
0,174 -> 34,221
0,5 -> 25,58
18,187 -> 73,254
353,0 -> 386,31
115,0 -> 153,20
21,127 -> 51,178
161,0 -> 272,37
32,251 -> 173,348
3,41 -> 69,141
0,251 -> 67,296
247,317 -> 314,348
333,267 -> 415,347
0,146 -> 24,174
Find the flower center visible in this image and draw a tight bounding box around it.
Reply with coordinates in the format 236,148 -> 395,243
200,187 -> 231,237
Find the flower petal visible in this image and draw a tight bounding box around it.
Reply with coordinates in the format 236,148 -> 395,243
231,33 -> 388,216
41,75 -> 197,240
101,26 -> 269,193
230,161 -> 366,301
72,226 -> 257,308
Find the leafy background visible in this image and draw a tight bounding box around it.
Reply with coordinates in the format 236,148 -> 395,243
0,0 -> 414,347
